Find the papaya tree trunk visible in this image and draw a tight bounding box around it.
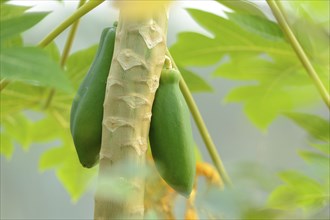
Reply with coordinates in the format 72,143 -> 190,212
94,5 -> 168,219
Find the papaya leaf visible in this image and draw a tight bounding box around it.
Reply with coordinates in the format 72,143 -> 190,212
39,146 -> 65,170
1,112 -> 34,151
30,113 -> 64,142
0,12 -> 48,42
170,8 -> 292,67
0,111 -> 66,156
225,85 -> 316,130
40,143 -> 97,202
66,45 -> 97,89
268,171 -> 327,210
284,112 -> 330,142
309,143 -> 330,155
178,66 -> 213,93
44,42 -> 61,63
276,1 -> 330,91
0,132 -> 14,159
0,3 -> 27,48
1,35 -> 23,47
298,151 -> 330,169
0,3 -> 31,21
281,0 -> 329,32
38,112 -> 97,201
268,185 -> 303,210
0,82 -> 45,116
214,55 -> 310,86
0,47 -> 73,92
242,208 -> 280,220
215,0 -> 266,18
279,171 -> 323,189
171,8 -> 327,130
278,2 -> 330,91
227,13 -> 284,41
58,166 -> 96,203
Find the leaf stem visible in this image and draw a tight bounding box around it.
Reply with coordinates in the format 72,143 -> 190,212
166,48 -> 232,187
43,0 -> 87,109
38,0 -> 103,47
266,0 -> 330,109
60,0 -> 87,67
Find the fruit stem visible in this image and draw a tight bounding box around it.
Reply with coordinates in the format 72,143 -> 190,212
165,48 -> 232,187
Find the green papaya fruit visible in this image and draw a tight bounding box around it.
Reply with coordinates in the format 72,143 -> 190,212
149,67 -> 196,197
70,25 -> 116,168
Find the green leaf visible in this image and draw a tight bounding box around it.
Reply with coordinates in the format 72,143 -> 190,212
282,0 -> 329,32
0,82 -> 45,116
0,12 -> 48,42
225,85 -> 316,130
268,185 -> 303,210
1,112 -> 34,150
227,13 -> 284,41
170,8 -> 327,130
0,111 -> 60,152
285,112 -> 330,142
280,2 -> 329,83
57,162 -> 97,202
242,208 -> 279,220
38,112 -> 97,201
1,35 -> 23,48
214,55 -> 310,85
0,47 -> 73,92
268,171 -> 327,210
44,42 -> 61,63
289,17 -> 329,70
0,132 -> 14,159
299,151 -> 330,168
66,45 -> 98,89
39,146 -> 65,170
279,171 -> 323,189
309,143 -> 330,155
215,0 -> 266,18
40,144 -> 97,202
0,3 -> 31,21
30,113 -> 64,142
170,8 -> 292,67
179,66 -> 213,93
170,32 -> 221,66
215,54 -> 319,129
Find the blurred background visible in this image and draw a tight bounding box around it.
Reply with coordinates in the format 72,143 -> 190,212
1,0 -> 328,219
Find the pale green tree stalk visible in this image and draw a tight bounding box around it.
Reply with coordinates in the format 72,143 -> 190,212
94,5 -> 169,219
267,0 -> 330,109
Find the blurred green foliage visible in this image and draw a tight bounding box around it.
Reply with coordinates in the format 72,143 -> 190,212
170,3 -> 328,130
0,0 -> 329,219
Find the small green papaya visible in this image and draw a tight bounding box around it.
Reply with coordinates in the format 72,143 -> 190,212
149,67 -> 196,197
70,25 -> 116,168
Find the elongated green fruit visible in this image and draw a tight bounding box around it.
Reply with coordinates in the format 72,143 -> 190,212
70,25 -> 116,168
149,68 -> 196,197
